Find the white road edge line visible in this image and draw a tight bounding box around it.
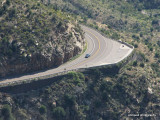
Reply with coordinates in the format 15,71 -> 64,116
86,33 -> 95,55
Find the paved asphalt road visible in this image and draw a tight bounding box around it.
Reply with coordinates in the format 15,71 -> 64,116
0,25 -> 133,85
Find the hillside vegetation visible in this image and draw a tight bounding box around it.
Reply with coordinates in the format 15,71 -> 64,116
127,0 -> 160,9
0,68 -> 159,120
0,0 -> 85,77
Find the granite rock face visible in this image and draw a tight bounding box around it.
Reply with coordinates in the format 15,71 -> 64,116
0,0 -> 85,77
0,23 -> 85,77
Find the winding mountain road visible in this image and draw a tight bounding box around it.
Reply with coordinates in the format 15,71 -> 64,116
0,25 -> 133,85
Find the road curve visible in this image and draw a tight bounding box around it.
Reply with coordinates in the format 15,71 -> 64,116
0,26 -> 133,85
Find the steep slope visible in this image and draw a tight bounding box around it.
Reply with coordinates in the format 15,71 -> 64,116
0,0 -> 85,77
0,70 -> 159,120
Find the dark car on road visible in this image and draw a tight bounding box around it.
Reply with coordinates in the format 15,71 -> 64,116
85,54 -> 90,58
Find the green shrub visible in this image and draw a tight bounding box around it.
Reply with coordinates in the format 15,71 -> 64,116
6,0 -> 11,6
150,27 -> 153,32
140,32 -> 143,37
64,94 -> 76,107
157,41 -> 160,47
132,34 -> 139,41
140,63 -> 144,67
67,72 -> 85,85
1,104 -> 14,120
155,52 -> 160,58
134,44 -> 138,48
77,72 -> 85,81
149,47 -> 153,51
111,32 -> 120,40
152,20 -> 158,25
151,63 -> 159,72
9,8 -> 17,18
2,105 -> 11,117
39,105 -> 47,115
133,61 -> 137,66
52,107 -> 66,118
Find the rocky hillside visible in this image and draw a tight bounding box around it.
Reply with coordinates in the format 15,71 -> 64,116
0,0 -> 85,77
42,0 -> 160,36
0,68 -> 159,120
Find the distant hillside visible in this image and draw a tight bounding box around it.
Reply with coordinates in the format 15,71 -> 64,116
127,0 -> 160,9
42,0 -> 153,32
0,0 -> 85,77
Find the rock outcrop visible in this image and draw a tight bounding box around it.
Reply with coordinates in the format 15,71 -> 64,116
0,23 -> 85,77
0,0 -> 85,77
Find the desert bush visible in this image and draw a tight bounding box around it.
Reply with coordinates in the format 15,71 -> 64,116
1,104 -> 14,120
39,105 -> 47,115
140,63 -> 144,67
133,61 -> 137,66
52,107 -> 66,119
